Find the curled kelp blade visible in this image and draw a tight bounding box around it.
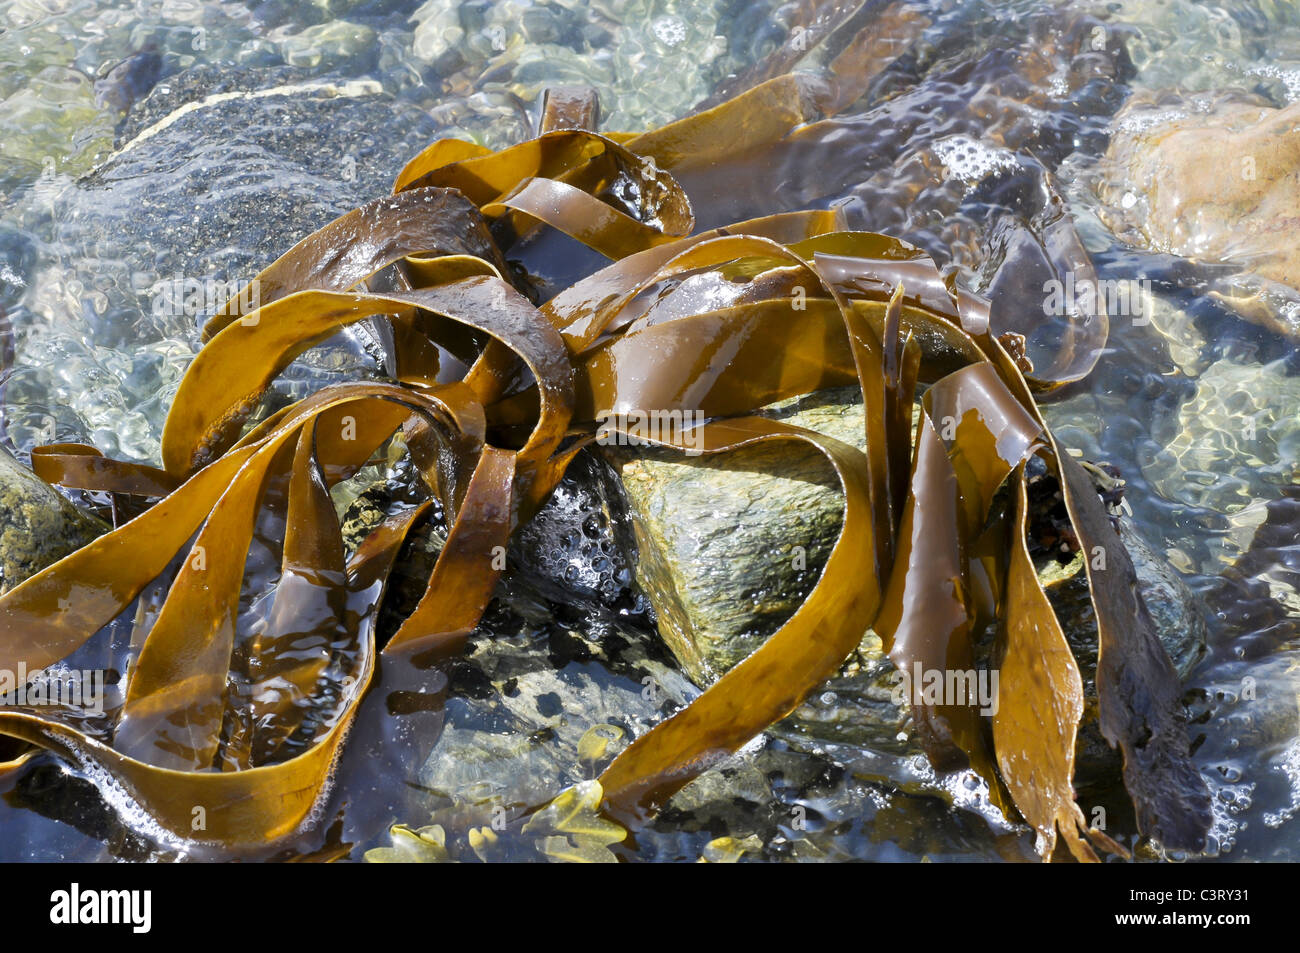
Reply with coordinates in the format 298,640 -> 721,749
161,279 -> 574,480
0,448 -> 429,845
797,226 -> 1104,392
993,466 -> 1107,863
923,362 -> 1042,539
393,129 -> 694,257
115,388 -> 452,771
394,139 -> 493,193
621,73 -> 832,174
882,286 -> 921,533
244,417 -> 350,767
522,293 -> 977,431
874,412 -> 985,775
0,443 -> 259,673
542,209 -> 848,348
201,187 -> 511,343
598,415 -> 877,823
873,361 -> 1043,817
30,443 -> 180,497
481,177 -> 690,262
113,427 -> 295,771
977,336 -> 1212,851
0,384 -> 491,842
0,704 -> 364,845
535,231 -> 895,573
572,298 -> 856,420
384,445 -> 515,657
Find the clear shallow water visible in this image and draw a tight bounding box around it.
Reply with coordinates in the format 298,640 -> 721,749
0,0 -> 1298,861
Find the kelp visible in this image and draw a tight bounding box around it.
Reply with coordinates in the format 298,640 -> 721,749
0,73 -> 1210,860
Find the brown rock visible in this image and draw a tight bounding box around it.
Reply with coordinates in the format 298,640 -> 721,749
1099,91 -> 1300,334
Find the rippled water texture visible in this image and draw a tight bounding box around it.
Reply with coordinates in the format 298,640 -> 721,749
1,0 -> 1300,861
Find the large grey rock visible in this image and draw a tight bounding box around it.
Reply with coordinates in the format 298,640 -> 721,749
603,386 -> 1210,777
0,449 -> 105,593
4,65 -> 444,463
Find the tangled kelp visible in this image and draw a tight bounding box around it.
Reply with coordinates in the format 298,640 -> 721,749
0,73 -> 1210,860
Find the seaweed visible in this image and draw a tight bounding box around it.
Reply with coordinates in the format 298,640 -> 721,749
0,74 -> 1209,859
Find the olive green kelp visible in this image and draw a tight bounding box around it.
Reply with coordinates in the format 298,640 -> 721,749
0,74 -> 1209,859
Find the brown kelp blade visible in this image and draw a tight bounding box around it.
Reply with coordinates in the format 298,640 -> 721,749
875,411 -> 988,776
201,187 -> 510,342
0,402 -> 435,842
874,361 -> 1042,808
245,417 -> 351,767
1049,442 -> 1212,852
394,129 -> 695,256
0,443 -> 259,673
538,85 -> 601,134
622,73 -> 832,173
384,445 -> 515,657
31,443 -> 181,497
115,389 -> 445,771
0,384 -> 474,840
0,702 -> 366,844
161,279 -> 574,478
980,335 -> 1212,851
993,466 -> 1116,862
113,426 -> 291,771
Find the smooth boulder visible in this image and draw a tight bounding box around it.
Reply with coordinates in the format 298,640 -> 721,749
1098,91 -> 1300,338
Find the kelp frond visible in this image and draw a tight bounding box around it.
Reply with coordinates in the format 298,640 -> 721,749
0,74 -> 1210,859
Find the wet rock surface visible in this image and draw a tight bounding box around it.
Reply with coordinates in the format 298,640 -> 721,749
3,65 -> 441,462
1097,91 -> 1300,338
608,388 -> 863,685
0,448 -> 105,594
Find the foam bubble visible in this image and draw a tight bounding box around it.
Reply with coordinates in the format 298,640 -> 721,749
931,135 -> 1019,187
1247,65 -> 1300,102
1115,108 -> 1188,135
61,739 -> 198,856
1264,737 -> 1300,829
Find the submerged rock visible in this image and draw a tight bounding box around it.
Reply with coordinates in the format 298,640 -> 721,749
0,67 -> 116,192
1145,354 -> 1300,519
0,449 -> 105,594
602,386 -> 1209,779
278,20 -> 379,71
408,0 -> 736,140
415,606 -> 695,811
1097,91 -> 1300,338
4,66 -> 443,462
